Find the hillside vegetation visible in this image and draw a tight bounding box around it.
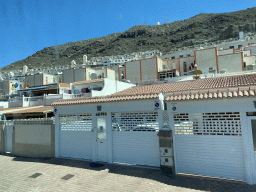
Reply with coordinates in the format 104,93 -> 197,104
2,7 -> 256,72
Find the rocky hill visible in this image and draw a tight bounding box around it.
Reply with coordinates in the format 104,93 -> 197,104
2,6 -> 256,72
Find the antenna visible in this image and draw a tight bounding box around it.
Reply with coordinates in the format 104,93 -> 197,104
165,13 -> 169,23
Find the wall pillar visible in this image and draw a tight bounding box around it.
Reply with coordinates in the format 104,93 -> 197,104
168,112 -> 177,175
91,113 -> 97,162
241,112 -> 255,184
55,114 -> 60,157
106,112 -> 113,163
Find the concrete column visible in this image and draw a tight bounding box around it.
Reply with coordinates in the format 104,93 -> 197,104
106,112 -> 113,163
168,111 -> 177,175
91,113 -> 97,162
241,112 -> 255,184
55,114 -> 60,158
158,109 -> 164,129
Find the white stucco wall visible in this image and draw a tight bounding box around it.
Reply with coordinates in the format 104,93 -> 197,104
218,53 -> 243,73
0,102 -> 8,108
44,74 -> 55,85
86,68 -> 96,80
74,68 -> 86,82
218,48 -> 234,56
25,75 -> 35,87
244,56 -> 256,66
179,56 -> 195,75
91,78 -> 135,97
125,61 -> 140,83
55,99 -> 159,115
196,48 -> 217,72
63,69 -> 74,84
141,58 -> 157,81
106,69 -> 115,80
34,74 -> 43,86
167,97 -> 256,114
15,124 -> 51,145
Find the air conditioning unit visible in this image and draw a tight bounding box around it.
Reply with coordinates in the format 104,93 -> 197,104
220,69 -> 227,74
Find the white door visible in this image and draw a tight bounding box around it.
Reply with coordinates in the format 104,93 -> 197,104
96,117 -> 108,162
59,114 -> 93,159
174,112 -> 245,181
111,111 -> 160,167
249,118 -> 256,183
5,122 -> 13,153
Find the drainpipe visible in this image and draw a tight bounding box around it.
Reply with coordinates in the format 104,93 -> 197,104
158,92 -> 166,129
22,95 -> 24,107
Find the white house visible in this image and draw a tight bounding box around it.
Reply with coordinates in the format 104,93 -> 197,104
52,73 -> 256,185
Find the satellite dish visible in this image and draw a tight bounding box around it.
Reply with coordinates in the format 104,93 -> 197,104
195,70 -> 202,75
90,73 -> 97,80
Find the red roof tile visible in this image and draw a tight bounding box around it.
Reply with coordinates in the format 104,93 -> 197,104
52,73 -> 256,105
2,106 -> 53,115
72,79 -> 104,85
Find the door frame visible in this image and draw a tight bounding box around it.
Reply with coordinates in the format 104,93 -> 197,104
246,116 -> 256,184
5,122 -> 13,153
96,115 -> 108,162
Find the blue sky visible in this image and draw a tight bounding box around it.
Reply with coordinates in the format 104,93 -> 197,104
0,0 -> 254,68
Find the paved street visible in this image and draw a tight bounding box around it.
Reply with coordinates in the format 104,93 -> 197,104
0,154 -> 255,192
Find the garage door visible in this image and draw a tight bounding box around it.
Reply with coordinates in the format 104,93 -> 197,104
112,111 -> 160,167
174,112 -> 245,181
59,114 -> 93,159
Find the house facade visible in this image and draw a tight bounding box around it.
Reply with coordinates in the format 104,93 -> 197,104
51,73 -> 256,185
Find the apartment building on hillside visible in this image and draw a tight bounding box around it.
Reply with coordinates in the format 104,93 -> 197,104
62,67 -> 115,84
25,73 -> 61,87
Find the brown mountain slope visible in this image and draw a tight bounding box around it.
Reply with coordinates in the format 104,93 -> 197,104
2,6 -> 256,72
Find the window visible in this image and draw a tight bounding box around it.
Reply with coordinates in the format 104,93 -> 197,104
183,62 -> 187,72
179,55 -> 183,58
159,74 -> 165,81
186,54 -> 191,57
171,56 -> 175,59
174,112 -> 241,136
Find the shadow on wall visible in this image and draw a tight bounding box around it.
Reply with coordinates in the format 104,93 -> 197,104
5,155 -> 254,191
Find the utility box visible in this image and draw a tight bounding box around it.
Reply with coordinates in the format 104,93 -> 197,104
157,130 -> 175,176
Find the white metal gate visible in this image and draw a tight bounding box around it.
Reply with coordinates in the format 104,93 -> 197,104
59,114 -> 93,159
112,111 -> 160,167
5,121 -> 14,153
174,112 -> 245,181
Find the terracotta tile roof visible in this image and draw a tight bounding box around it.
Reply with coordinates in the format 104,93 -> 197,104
165,86 -> 256,101
59,83 -> 70,88
0,106 -> 37,112
72,78 -> 104,85
52,94 -> 159,106
52,73 -> 256,106
111,73 -> 256,96
2,106 -> 53,115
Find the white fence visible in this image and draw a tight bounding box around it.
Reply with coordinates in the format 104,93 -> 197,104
9,94 -> 64,108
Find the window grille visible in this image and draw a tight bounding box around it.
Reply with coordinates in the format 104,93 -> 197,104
111,111 -> 159,131
174,112 -> 242,136
59,114 -> 92,131
163,110 -> 169,128
96,112 -> 107,116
